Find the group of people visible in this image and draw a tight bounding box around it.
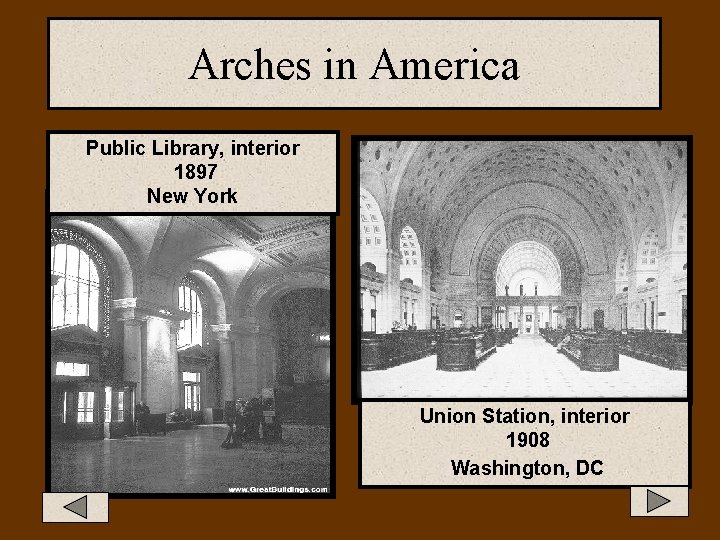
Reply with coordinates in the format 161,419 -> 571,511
134,401 -> 151,434
221,398 -> 263,449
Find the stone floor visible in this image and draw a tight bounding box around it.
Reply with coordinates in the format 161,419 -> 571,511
51,424 -> 330,494
361,334 -> 688,399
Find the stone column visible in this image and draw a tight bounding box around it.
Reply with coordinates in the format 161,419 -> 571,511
626,268 -> 641,329
256,329 -> 277,390
121,318 -> 144,401
656,250 -> 674,332
113,298 -> 185,412
232,319 -> 260,398
360,288 -> 365,332
418,267 -> 432,329
143,316 -> 181,413
533,304 -> 539,334
548,305 -> 552,329
211,324 -> 234,403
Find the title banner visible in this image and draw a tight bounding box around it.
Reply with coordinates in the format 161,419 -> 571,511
48,18 -> 660,109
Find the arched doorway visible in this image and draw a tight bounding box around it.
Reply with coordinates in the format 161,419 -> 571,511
496,241 -> 562,297
269,288 -> 330,425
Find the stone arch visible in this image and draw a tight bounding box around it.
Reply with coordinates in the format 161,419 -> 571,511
247,270 -> 331,326
50,215 -> 139,298
495,241 -> 562,296
473,215 -> 585,296
170,250 -> 238,325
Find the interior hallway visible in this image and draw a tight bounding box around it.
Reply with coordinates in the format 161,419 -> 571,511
51,424 -> 330,494
361,334 -> 687,399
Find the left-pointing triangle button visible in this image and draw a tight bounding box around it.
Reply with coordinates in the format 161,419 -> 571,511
64,495 -> 87,519
43,493 -> 109,522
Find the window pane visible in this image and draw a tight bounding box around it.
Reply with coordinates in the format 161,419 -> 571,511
51,280 -> 66,327
75,363 -> 89,376
65,282 -> 78,326
88,286 -> 99,331
79,250 -> 90,283
89,259 -> 99,285
194,313 -> 202,345
51,243 -> 102,332
78,391 -> 94,423
178,284 -> 203,347
78,281 -> 90,327
66,245 -> 80,280
104,387 -> 112,422
53,244 -> 66,274
116,392 -> 124,421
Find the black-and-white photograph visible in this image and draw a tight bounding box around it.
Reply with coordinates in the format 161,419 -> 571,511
49,215 -> 332,495
357,138 -> 689,399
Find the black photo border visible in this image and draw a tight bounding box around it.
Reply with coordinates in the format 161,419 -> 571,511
351,134 -> 692,491
45,129 -> 338,500
47,17 -> 661,111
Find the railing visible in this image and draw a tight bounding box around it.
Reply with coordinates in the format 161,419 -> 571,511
607,329 -> 687,371
436,329 -> 496,371
557,333 -> 619,371
496,328 -> 516,347
360,329 -> 440,371
539,327 -> 569,346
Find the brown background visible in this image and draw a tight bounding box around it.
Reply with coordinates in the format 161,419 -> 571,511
15,1 -> 712,534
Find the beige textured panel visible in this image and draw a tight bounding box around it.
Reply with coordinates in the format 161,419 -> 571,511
50,20 -> 659,108
49,133 -> 336,213
362,402 -> 688,486
42,493 -> 109,522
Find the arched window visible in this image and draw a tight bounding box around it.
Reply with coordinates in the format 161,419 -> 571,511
399,225 -> 423,286
50,228 -> 111,335
636,227 -> 659,284
495,241 -> 561,296
615,249 -> 629,293
359,187 -> 387,273
178,276 -> 203,348
672,198 -> 688,271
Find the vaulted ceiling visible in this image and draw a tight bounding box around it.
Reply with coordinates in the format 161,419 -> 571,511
360,140 -> 687,280
51,215 -> 331,320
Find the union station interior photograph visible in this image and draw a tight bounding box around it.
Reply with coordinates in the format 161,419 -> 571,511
49,215 -> 332,494
358,139 -> 689,399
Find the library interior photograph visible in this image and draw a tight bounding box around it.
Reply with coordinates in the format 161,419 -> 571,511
359,140 -> 689,398
49,215 -> 331,493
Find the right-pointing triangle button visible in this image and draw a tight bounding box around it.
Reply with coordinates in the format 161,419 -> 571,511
647,489 -> 671,513
630,486 -> 687,517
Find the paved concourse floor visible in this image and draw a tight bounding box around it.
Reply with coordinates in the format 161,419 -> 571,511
361,334 -> 687,399
51,424 -> 330,494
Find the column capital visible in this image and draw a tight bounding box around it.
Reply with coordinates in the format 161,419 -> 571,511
210,323 -> 233,342
113,297 -> 188,323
